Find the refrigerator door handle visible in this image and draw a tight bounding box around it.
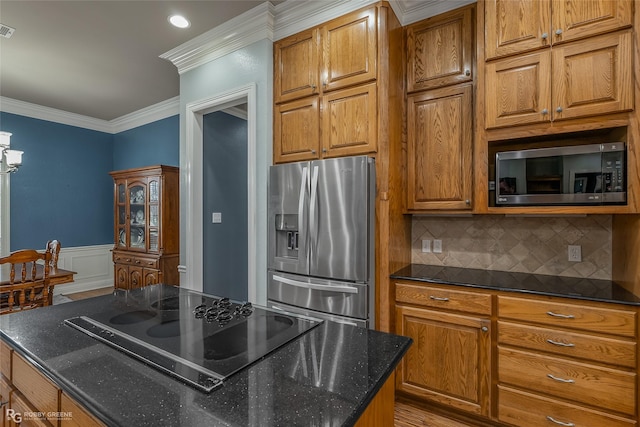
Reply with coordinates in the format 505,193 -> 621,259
272,275 -> 359,294
309,165 -> 320,263
298,166 -> 309,251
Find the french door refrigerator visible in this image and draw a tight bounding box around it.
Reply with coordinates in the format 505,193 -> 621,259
267,156 -> 375,328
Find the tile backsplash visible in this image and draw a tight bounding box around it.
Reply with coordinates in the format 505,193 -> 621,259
412,215 -> 612,280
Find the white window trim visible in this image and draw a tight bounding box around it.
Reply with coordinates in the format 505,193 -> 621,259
0,173 -> 10,256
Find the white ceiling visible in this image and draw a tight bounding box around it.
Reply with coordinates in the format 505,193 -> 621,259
0,0 -> 473,123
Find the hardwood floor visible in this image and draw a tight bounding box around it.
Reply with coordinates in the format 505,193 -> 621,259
66,286 -> 114,300
63,287 -> 475,426
394,399 -> 479,427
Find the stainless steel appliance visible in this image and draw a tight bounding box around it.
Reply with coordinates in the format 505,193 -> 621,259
495,142 -> 626,206
267,156 -> 375,328
65,285 -> 322,393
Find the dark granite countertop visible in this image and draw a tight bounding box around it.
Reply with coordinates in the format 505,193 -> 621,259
391,264 -> 640,306
0,290 -> 411,427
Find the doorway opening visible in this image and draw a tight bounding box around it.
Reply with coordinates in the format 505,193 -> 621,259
183,83 -> 257,302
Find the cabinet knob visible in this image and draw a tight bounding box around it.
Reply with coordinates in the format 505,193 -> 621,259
555,28 -> 563,36
311,149 -> 316,154
322,148 -> 327,153
464,69 -> 471,76
311,84 -> 316,90
541,108 -> 549,115
135,260 -> 141,264
555,106 -> 563,113
465,199 -> 470,205
481,326 -> 488,332
541,32 -> 548,40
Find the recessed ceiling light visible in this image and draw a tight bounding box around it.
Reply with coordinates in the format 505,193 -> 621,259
168,15 -> 190,29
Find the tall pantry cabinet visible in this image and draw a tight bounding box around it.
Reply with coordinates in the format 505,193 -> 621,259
110,165 -> 180,290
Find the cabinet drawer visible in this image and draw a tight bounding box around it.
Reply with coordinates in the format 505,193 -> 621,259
60,392 -> 106,427
498,321 -> 636,368
12,354 -> 60,424
1,340 -> 11,380
498,296 -> 636,338
396,282 -> 491,315
499,346 -> 636,415
498,385 -> 636,427
113,253 -> 158,269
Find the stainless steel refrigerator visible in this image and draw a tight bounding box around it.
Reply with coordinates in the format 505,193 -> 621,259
267,156 -> 375,328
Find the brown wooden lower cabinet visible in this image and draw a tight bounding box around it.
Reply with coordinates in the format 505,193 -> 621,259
394,279 -> 639,426
1,347 -> 105,427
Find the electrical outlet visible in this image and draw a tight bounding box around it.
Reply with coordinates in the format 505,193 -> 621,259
421,240 -> 431,253
433,239 -> 443,254
568,245 -> 582,262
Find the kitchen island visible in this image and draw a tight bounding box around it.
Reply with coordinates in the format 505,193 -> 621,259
0,286 -> 411,426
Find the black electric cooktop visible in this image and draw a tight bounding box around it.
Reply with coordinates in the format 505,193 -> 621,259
65,285 -> 322,392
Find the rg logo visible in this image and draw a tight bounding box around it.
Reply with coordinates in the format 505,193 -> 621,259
5,408 -> 22,423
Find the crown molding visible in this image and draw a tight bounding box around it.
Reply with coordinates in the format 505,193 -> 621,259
0,96 -> 179,134
110,96 -> 179,133
273,0 -> 377,41
0,97 -> 112,133
160,2 -> 275,75
390,0 -> 476,26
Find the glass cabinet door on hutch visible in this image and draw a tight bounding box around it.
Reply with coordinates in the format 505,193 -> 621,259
128,181 -> 147,251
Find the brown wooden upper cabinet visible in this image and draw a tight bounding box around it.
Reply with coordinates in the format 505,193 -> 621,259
274,8 -> 377,104
407,84 -> 473,211
273,6 -> 379,163
406,6 -> 474,92
485,0 -> 633,60
485,30 -> 633,128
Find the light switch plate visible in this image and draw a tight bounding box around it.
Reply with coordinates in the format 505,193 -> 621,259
568,245 -> 581,262
212,212 -> 222,223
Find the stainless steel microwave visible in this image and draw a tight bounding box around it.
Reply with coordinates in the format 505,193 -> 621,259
495,142 -> 626,206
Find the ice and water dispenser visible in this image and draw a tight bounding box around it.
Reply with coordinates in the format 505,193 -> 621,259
274,213 -> 299,258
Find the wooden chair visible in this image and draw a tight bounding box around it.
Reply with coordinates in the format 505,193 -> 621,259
46,239 -> 61,269
0,249 -> 52,315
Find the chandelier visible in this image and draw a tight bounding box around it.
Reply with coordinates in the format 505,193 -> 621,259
0,132 -> 23,174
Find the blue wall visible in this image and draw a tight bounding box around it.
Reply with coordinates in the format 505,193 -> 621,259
203,111 -> 248,300
112,115 -> 179,170
0,112 -> 179,251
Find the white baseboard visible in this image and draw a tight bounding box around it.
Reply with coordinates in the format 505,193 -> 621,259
52,244 -> 114,295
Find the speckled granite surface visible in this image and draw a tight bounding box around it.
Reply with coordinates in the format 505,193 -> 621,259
391,264 -> 640,306
0,289 -> 411,427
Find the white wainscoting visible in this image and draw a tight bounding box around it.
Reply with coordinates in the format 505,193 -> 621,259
52,244 -> 114,295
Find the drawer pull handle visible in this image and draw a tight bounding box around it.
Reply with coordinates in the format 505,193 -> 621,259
546,416 -> 575,427
546,311 -> 574,319
546,339 -> 575,348
429,296 -> 449,302
547,374 -> 575,384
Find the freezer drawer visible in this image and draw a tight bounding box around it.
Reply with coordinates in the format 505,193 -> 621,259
268,271 -> 368,321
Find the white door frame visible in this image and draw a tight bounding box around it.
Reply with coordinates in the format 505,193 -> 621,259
183,83 -> 257,302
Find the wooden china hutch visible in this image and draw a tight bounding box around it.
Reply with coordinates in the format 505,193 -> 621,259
109,165 -> 180,290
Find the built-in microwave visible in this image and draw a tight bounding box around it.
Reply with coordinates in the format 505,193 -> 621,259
495,142 -> 626,206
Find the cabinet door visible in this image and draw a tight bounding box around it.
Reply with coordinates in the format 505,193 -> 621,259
127,180 -> 147,252
128,266 -> 144,289
485,51 -> 552,128
321,83 -> 377,158
396,305 -> 491,417
485,0 -> 551,60
407,84 -> 473,210
143,269 -> 159,286
115,264 -> 129,290
552,30 -> 633,121
274,97 -> 320,163
552,0 -> 633,45
320,7 -> 377,92
115,180 -> 127,250
274,28 -> 320,104
407,5 -> 474,92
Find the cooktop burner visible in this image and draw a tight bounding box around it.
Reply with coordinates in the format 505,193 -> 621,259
65,285 -> 322,392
